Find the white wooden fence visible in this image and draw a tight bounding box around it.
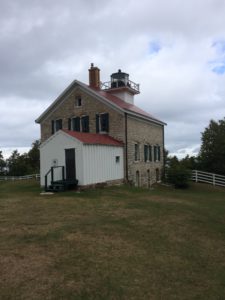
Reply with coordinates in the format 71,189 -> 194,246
0,174 -> 40,181
192,170 -> 225,188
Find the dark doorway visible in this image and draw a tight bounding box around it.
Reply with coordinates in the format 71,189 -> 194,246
65,148 -> 76,180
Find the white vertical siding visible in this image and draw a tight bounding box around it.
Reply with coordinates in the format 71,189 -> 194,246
83,145 -> 124,185
40,132 -> 84,186
40,131 -> 124,187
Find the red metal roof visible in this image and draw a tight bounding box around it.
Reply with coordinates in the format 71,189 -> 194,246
62,129 -> 124,147
36,79 -> 166,125
88,85 -> 164,124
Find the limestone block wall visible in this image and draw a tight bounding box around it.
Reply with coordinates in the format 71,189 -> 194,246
40,87 -> 125,143
126,116 -> 164,187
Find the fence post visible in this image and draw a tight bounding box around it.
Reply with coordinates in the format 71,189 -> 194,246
195,170 -> 198,183
213,173 -> 215,186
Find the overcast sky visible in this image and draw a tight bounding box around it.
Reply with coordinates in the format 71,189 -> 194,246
1,0 -> 225,158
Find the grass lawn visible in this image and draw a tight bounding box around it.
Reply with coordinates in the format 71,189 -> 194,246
0,180 -> 225,300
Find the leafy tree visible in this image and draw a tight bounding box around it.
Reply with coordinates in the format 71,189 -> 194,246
167,155 -> 179,168
165,153 -> 192,188
6,140 -> 40,176
199,118 -> 225,175
180,155 -> 199,170
7,150 -> 30,176
27,140 -> 40,173
167,164 -> 191,189
0,150 -> 6,175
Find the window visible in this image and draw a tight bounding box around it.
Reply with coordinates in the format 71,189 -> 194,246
96,113 -> 109,133
144,145 -> 152,162
72,117 -> 80,131
69,116 -> 89,132
115,156 -> 120,163
68,118 -> 71,130
81,116 -> 89,132
75,96 -> 82,107
134,143 -> 140,161
154,145 -> 161,162
51,119 -> 62,134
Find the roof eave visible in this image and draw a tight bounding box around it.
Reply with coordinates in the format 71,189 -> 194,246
35,79 -> 166,127
35,79 -> 80,123
125,109 -> 166,126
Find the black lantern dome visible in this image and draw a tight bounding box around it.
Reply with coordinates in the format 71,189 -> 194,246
100,68 -> 140,95
110,69 -> 130,88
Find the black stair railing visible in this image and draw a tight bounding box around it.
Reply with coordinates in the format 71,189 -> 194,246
45,166 -> 65,191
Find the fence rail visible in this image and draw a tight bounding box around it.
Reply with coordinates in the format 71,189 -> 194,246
0,174 -> 40,181
192,170 -> 225,188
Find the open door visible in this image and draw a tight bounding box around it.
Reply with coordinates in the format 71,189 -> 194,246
65,148 -> 76,180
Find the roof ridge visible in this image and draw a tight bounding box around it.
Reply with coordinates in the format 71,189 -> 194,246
36,79 -> 166,126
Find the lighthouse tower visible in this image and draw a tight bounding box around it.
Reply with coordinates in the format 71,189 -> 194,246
101,69 -> 140,105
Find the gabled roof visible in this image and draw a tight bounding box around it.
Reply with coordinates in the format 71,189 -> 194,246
35,79 -> 166,126
88,86 -> 160,121
62,129 -> 124,147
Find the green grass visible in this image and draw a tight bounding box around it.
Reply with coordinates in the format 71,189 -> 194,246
0,180 -> 225,299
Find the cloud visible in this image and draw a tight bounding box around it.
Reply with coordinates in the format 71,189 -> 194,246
1,0 -> 225,159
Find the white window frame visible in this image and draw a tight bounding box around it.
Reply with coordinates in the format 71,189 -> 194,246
154,145 -> 161,162
144,144 -> 152,162
75,95 -> 82,107
134,143 -> 140,161
98,112 -> 109,133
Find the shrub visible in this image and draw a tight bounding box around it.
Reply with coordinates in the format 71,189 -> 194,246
167,165 -> 191,189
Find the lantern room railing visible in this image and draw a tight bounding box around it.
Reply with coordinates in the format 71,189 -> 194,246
101,79 -> 140,93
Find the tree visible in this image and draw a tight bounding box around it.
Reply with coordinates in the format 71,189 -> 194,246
6,140 -> 40,176
167,164 -> 191,189
27,140 -> 40,173
0,150 -> 6,175
199,118 -> 225,175
7,150 -> 31,176
180,155 -> 199,170
165,154 -> 191,188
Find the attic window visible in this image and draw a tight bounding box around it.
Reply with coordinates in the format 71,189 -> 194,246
75,96 -> 82,107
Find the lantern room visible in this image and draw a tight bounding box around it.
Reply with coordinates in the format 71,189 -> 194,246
101,69 -> 140,105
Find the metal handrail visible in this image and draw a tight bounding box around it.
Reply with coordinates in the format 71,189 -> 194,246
101,79 -> 140,92
45,166 -> 65,191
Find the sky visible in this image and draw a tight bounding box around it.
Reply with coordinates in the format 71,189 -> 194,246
1,0 -> 225,159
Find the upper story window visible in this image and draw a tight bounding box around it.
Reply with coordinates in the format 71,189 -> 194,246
68,116 -> 89,132
154,145 -> 161,162
96,113 -> 109,133
144,145 -> 152,162
134,143 -> 140,161
81,115 -> 89,132
72,117 -> 80,131
75,96 -> 82,107
51,119 -> 62,134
